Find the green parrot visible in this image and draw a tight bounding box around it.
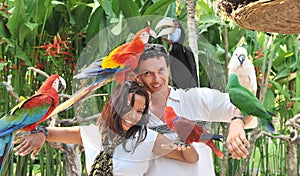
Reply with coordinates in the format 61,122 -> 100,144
226,74 -> 275,132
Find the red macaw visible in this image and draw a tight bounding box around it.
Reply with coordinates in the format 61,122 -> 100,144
164,106 -> 224,158
48,27 -> 156,117
0,74 -> 66,172
75,27 -> 155,83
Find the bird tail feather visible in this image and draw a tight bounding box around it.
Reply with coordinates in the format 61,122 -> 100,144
267,110 -> 276,117
0,134 -> 13,173
266,119 -> 275,133
73,58 -> 104,79
206,140 -> 223,159
201,133 -> 223,142
48,73 -> 114,118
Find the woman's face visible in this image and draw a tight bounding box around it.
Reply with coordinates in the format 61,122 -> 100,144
137,56 -> 169,97
121,93 -> 146,131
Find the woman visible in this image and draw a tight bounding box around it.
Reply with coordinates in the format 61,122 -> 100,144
89,81 -> 198,176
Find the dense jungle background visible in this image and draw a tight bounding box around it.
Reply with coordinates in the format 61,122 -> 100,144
0,0 -> 299,175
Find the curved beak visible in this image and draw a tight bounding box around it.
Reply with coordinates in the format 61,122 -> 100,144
155,17 -> 176,38
58,76 -> 66,92
238,54 -> 246,65
155,17 -> 175,30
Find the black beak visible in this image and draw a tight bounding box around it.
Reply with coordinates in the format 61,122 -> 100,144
238,54 -> 245,65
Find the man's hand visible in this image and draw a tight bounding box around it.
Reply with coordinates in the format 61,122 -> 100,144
161,142 -> 190,151
13,133 -> 46,160
226,119 -> 250,159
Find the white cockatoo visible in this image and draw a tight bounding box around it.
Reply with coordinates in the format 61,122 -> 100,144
228,46 -> 257,95
228,46 -> 258,128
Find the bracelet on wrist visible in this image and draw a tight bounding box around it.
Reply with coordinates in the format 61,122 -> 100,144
31,126 -> 48,138
231,116 -> 245,124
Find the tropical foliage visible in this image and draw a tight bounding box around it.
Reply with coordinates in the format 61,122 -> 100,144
0,0 -> 299,175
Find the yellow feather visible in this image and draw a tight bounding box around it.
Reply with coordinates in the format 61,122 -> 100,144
102,48 -> 120,68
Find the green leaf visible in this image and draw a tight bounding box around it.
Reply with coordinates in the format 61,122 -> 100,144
86,6 -> 106,42
263,89 -> 275,111
227,27 -> 246,50
2,37 -> 31,66
0,62 -> 8,71
19,22 -> 39,45
143,0 -> 175,16
25,0 -> 53,23
119,0 -> 142,32
51,0 -> 67,11
269,80 -> 290,100
85,6 -> 108,60
102,0 -> 116,19
198,0 -> 213,14
166,1 -> 177,18
119,0 -> 141,18
273,68 -> 290,81
71,3 -> 93,32
0,17 -> 10,38
112,0 -> 120,16
291,97 -> 300,101
140,0 -> 154,15
7,0 -> 26,40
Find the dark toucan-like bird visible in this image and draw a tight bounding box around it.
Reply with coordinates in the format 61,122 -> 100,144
156,17 -> 199,89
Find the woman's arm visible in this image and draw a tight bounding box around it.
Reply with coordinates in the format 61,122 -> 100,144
152,133 -> 199,163
46,126 -> 82,144
13,126 -> 83,159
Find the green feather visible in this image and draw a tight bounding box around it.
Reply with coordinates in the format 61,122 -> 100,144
227,74 -> 275,132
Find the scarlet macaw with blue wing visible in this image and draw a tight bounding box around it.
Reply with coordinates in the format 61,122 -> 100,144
0,74 -> 66,172
48,27 -> 156,117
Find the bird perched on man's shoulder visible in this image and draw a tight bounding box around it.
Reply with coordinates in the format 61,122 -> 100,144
48,27 -> 156,117
155,17 -> 198,89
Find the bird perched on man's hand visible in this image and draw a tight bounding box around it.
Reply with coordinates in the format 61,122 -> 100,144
228,46 -> 258,128
0,74 -> 66,173
48,27 -> 156,117
164,106 -> 224,158
227,74 -> 275,133
155,17 -> 198,89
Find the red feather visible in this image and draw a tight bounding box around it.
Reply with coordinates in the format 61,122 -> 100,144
164,106 -> 224,158
22,74 -> 61,131
102,27 -> 152,84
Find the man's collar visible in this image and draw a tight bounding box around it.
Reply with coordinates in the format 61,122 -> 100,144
168,86 -> 180,102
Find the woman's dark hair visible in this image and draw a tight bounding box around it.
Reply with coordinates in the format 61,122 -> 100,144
134,44 -> 170,73
98,81 -> 150,152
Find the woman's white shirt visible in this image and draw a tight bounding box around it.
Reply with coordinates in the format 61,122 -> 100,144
80,124 -> 158,175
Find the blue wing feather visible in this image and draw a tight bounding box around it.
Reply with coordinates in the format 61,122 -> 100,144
0,95 -> 52,173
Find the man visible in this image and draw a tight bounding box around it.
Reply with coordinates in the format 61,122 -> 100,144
14,44 -> 251,175
135,44 -> 250,175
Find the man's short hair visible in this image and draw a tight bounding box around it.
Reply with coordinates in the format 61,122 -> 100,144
135,44 -> 170,73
